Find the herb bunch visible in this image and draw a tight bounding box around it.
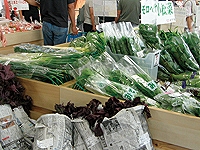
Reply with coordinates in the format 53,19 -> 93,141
0,64 -> 32,115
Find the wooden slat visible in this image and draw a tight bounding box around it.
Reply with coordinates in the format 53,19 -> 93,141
148,107 -> 200,150
153,140 -> 190,150
18,77 -> 60,110
1,29 -> 43,47
60,86 -> 109,106
30,106 -> 54,120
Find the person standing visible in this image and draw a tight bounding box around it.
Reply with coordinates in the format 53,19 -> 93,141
115,0 -> 141,27
83,0 -> 99,32
24,0 -> 78,46
22,4 -> 40,23
183,0 -> 199,32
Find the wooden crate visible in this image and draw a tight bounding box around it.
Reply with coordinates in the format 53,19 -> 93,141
1,29 -> 43,47
18,77 -> 199,149
60,85 -> 200,150
30,106 -> 54,120
18,77 -> 60,110
148,107 -> 200,150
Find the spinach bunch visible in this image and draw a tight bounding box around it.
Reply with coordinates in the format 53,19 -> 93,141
164,35 -> 199,72
182,32 -> 200,66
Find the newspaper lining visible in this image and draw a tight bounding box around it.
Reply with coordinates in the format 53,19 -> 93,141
33,113 -> 73,150
72,119 -> 103,150
99,106 -> 154,150
0,104 -> 32,150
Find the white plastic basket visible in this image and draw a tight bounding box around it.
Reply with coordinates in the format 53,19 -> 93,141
106,47 -> 160,81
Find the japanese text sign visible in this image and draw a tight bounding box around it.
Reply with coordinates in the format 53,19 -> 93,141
141,0 -> 175,25
8,0 -> 29,11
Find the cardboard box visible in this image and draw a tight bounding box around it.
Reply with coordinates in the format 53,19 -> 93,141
19,77 -> 200,149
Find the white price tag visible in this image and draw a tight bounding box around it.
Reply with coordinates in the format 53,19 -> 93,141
147,80 -> 157,91
153,52 -> 160,67
123,87 -> 137,100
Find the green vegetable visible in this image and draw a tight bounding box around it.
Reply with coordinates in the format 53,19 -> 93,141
157,65 -> 171,81
107,69 -> 163,99
182,32 -> 200,66
159,49 -> 184,74
171,71 -> 194,81
139,24 -> 161,49
75,68 -> 145,101
165,35 -> 199,71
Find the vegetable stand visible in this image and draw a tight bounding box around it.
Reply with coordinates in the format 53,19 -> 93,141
16,76 -> 199,150
0,27 -> 199,149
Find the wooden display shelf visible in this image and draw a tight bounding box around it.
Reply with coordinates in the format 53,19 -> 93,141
0,29 -> 43,48
16,77 -> 199,150
18,77 -> 60,111
29,105 -> 189,150
30,106 -> 54,120
0,41 -> 195,149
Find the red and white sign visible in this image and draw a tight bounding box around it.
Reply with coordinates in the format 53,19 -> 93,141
8,0 -> 29,11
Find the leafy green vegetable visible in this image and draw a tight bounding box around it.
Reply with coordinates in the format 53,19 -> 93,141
182,32 -> 200,66
139,24 -> 161,49
164,35 -> 199,71
159,49 -> 184,75
107,69 -> 162,99
74,68 -> 145,101
154,93 -> 200,117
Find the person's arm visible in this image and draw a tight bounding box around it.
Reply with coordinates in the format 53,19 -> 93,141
115,10 -> 121,23
0,31 -> 6,47
18,10 -> 24,20
68,3 -> 78,35
186,16 -> 193,31
24,0 -> 40,7
184,1 -> 193,31
89,7 -> 96,31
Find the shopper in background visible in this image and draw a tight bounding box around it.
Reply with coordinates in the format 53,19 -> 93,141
22,4 -> 40,23
183,0 -> 199,32
83,0 -> 99,32
24,0 -> 78,46
115,0 -> 141,27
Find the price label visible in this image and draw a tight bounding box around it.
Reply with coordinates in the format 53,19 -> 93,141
97,81 -> 106,89
147,80 -> 157,91
123,87 -> 137,100
153,52 -> 160,67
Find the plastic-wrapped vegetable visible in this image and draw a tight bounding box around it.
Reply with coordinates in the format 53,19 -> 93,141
75,68 -> 146,101
154,92 -> 200,117
159,49 -> 184,75
116,55 -> 163,99
102,22 -> 143,56
138,24 -> 161,50
164,35 -> 199,71
182,32 -> 200,66
157,65 -> 171,81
